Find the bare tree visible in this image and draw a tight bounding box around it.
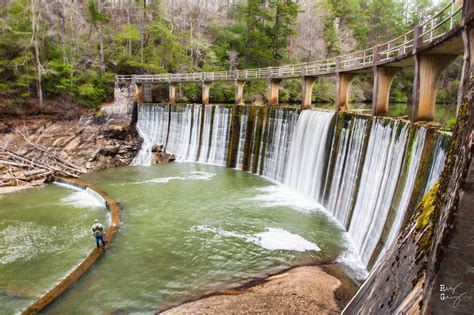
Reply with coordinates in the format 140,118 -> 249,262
30,0 -> 44,109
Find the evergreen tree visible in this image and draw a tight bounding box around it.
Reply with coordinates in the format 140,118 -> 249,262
269,0 -> 298,64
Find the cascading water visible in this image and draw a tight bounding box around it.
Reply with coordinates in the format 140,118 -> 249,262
235,111 -> 248,170
424,136 -> 447,195
378,127 -> 427,260
133,105 -> 169,165
284,110 -> 335,201
324,118 -> 369,228
158,105 -> 191,160
134,104 -> 232,166
261,109 -> 299,182
347,119 -> 409,266
202,106 -> 231,166
133,104 -> 447,272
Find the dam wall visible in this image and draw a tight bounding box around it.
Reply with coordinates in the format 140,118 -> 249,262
133,104 -> 450,274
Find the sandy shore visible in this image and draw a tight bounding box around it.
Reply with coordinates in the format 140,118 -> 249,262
161,264 -> 358,314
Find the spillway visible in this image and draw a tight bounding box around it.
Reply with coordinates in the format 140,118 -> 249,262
133,103 -> 448,271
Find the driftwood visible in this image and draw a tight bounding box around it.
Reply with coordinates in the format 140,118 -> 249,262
0,127 -> 87,187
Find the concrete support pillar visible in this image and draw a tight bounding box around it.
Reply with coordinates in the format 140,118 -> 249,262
411,54 -> 456,122
169,83 -> 177,104
301,77 -> 316,110
372,67 -> 400,116
202,82 -> 210,105
335,73 -> 357,111
235,80 -> 246,105
134,83 -> 143,104
143,83 -> 153,103
268,79 -> 281,106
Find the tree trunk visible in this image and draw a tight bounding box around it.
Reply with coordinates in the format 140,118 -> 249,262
140,0 -> 146,63
127,0 -> 132,55
31,0 -> 43,109
98,0 -> 105,75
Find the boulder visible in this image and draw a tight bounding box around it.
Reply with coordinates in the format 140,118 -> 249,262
98,146 -> 119,157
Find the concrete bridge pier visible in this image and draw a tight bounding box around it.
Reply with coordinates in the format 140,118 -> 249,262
301,77 -> 316,110
411,54 -> 457,122
134,83 -> 143,104
268,79 -> 282,105
372,67 -> 400,116
169,83 -> 177,104
202,82 -> 211,105
235,80 -> 246,105
336,73 -> 357,111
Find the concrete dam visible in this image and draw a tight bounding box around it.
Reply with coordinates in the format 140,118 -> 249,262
133,104 -> 447,274
14,0 -> 472,313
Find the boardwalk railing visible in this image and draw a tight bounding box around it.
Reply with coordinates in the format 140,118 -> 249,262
116,0 -> 463,85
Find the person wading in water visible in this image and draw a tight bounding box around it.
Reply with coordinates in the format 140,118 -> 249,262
92,219 -> 106,249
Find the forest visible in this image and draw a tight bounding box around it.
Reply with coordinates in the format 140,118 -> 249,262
0,0 -> 463,110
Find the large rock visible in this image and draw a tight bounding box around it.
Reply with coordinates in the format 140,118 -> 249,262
98,146 -> 120,157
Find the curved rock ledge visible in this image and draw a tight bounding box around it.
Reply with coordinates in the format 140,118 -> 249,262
21,177 -> 121,315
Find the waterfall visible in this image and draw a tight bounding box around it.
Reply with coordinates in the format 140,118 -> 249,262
132,105 -> 169,166
204,106 -> 231,166
236,111 -> 248,170
166,105 -> 194,160
423,136 -> 447,195
284,110 -> 335,202
133,104 -> 448,272
134,104 -> 232,166
262,109 -> 299,182
324,118 -> 369,228
347,119 -> 409,266
379,127 -> 426,260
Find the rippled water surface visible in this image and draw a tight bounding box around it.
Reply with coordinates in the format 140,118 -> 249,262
40,163 -> 347,314
0,185 -> 105,313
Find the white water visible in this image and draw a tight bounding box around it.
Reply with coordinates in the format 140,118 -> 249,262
192,225 -> 320,252
325,118 -> 368,228
133,105 -> 443,272
133,105 -> 169,165
262,109 -> 299,182
379,128 -> 427,260
134,105 -> 232,166
347,120 -> 409,266
424,137 -> 447,194
235,111 -> 248,170
284,110 -> 335,201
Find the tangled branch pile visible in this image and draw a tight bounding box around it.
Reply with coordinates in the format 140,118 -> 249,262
0,127 -> 86,188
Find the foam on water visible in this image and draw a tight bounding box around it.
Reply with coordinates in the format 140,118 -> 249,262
192,225 -> 320,252
130,171 -> 216,185
335,233 -> 370,281
61,190 -> 104,209
253,228 -> 320,252
251,185 -> 325,213
0,221 -> 90,265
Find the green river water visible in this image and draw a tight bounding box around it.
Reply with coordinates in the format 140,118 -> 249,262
1,163 -> 347,314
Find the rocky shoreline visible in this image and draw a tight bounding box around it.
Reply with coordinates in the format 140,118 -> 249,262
0,111 -> 141,194
161,264 -> 358,314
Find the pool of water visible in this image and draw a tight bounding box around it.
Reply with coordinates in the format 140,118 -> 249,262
40,163 -> 348,313
0,184 -> 105,313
